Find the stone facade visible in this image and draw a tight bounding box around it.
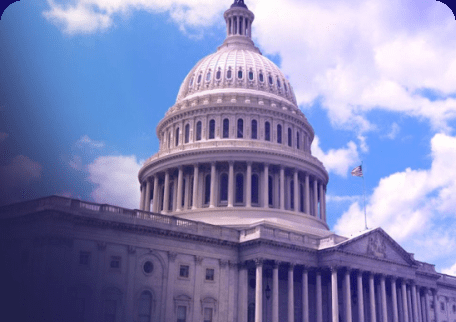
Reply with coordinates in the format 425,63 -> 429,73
1,1 -> 456,322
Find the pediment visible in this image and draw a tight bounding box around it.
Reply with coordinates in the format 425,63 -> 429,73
334,228 -> 416,266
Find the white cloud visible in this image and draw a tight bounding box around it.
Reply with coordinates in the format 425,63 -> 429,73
75,135 -> 105,149
334,133 -> 456,267
443,262 -> 456,276
384,122 -> 400,140
311,136 -> 360,177
43,0 -> 227,35
87,155 -> 142,209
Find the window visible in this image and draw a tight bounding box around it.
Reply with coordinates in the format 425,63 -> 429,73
238,70 -> 243,79
143,261 -> 154,274
204,174 -> 211,205
197,74 -> 202,84
206,71 -> 211,82
175,127 -> 180,146
235,173 -> 244,204
220,173 -> 228,203
189,176 -> 194,208
181,178 -> 186,207
204,308 -> 213,322
265,122 -> 270,141
103,288 -> 121,322
284,82 -> 288,92
277,124 -> 282,144
189,76 -> 194,88
251,174 -> 259,204
441,302 -> 446,311
177,306 -> 187,322
227,68 -> 232,79
300,184 -> 304,212
209,119 -> 215,139
179,265 -> 189,278
290,180 -> 294,210
268,75 -> 273,85
110,256 -> 121,269
216,69 -> 221,80
259,72 -> 264,83
288,128 -> 292,147
185,124 -> 190,143
453,304 -> 456,313
205,268 -> 215,281
138,291 -> 152,322
249,71 -> 254,80
297,132 -> 300,149
79,251 -> 90,266
196,121 -> 202,141
237,119 -> 243,138
223,118 -> 229,138
251,120 -> 257,139
277,78 -> 281,88
168,131 -> 171,149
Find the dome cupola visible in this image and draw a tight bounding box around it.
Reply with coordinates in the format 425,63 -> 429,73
138,0 -> 331,237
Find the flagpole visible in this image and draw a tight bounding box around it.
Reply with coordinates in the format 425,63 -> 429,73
362,161 -> 368,230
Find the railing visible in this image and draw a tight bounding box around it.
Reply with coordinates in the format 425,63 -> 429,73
240,225 -> 320,248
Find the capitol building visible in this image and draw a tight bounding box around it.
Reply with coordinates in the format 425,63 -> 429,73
1,1 -> 456,322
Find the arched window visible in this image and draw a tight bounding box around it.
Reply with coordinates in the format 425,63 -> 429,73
251,174 -> 259,205
238,70 -> 243,79
235,173 -> 244,204
216,69 -> 221,80
259,72 -> 264,83
290,180 -> 294,210
268,75 -> 273,85
196,121 -> 202,141
206,71 -> 211,82
138,291 -> 152,322
296,132 -> 300,149
227,68 -> 232,80
220,173 -> 228,204
268,175 -> 273,206
277,124 -> 282,144
204,174 -> 211,205
249,71 -> 254,81
175,127 -> 180,146
237,119 -> 244,138
251,120 -> 257,139
277,78 -> 281,88
288,128 -> 292,147
185,124 -> 190,143
189,76 -> 194,88
209,119 -> 215,139
265,122 -> 270,141
223,118 -> 229,138
284,82 -> 288,93
197,74 -> 202,84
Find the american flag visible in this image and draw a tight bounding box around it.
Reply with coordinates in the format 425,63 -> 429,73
351,165 -> 363,177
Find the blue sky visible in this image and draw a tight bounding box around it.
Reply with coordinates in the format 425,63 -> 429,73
1,0 -> 456,274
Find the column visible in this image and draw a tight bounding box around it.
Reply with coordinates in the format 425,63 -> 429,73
402,281 -> 409,322
192,164 -> 199,209
357,271 -> 365,322
263,164 -> 269,209
162,171 -> 170,214
255,259 -> 263,322
322,186 -> 327,221
152,175 -> 159,212
316,270 -> 323,322
302,267 -> 309,322
432,290 -> 439,322
345,269 -> 352,322
369,273 -> 377,322
288,264 -> 295,322
416,288 -> 423,322
313,179 -> 318,218
176,167 -> 183,212
228,162 -> 234,207
144,179 -> 151,211
319,183 -> 324,219
238,263 -> 248,322
140,182 -> 145,210
305,174 -> 310,215
272,262 -> 279,322
411,283 -> 419,322
209,162 -> 216,208
246,162 -> 252,207
280,166 -> 285,210
331,267 -> 339,322
237,15 -> 241,35
380,275 -> 387,322
407,285 -> 412,322
425,289 -> 431,322
391,278 -> 399,322
293,170 -> 299,212
398,283 -> 404,322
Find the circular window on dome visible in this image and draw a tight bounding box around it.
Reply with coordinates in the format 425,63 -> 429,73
143,261 -> 154,274
249,71 -> 254,81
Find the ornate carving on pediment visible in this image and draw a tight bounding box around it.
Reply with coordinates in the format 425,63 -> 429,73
367,233 -> 387,258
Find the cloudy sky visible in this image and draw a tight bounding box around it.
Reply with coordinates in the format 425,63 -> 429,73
1,0 -> 455,274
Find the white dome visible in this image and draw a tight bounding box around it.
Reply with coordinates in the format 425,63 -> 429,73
176,45 -> 298,107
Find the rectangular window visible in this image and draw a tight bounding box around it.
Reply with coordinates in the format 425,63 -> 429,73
179,265 -> 189,278
177,306 -> 186,322
79,251 -> 91,266
205,268 -> 215,281
203,308 -> 213,322
110,256 -> 121,269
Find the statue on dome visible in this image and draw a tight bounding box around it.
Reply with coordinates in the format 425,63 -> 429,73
231,0 -> 247,8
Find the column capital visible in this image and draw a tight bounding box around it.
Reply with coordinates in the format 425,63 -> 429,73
288,262 -> 296,270
272,260 -> 282,268
194,255 -> 204,265
168,251 -> 177,262
254,258 -> 264,267
219,259 -> 229,268
329,265 -> 339,272
246,161 -> 252,166
229,161 -> 234,166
